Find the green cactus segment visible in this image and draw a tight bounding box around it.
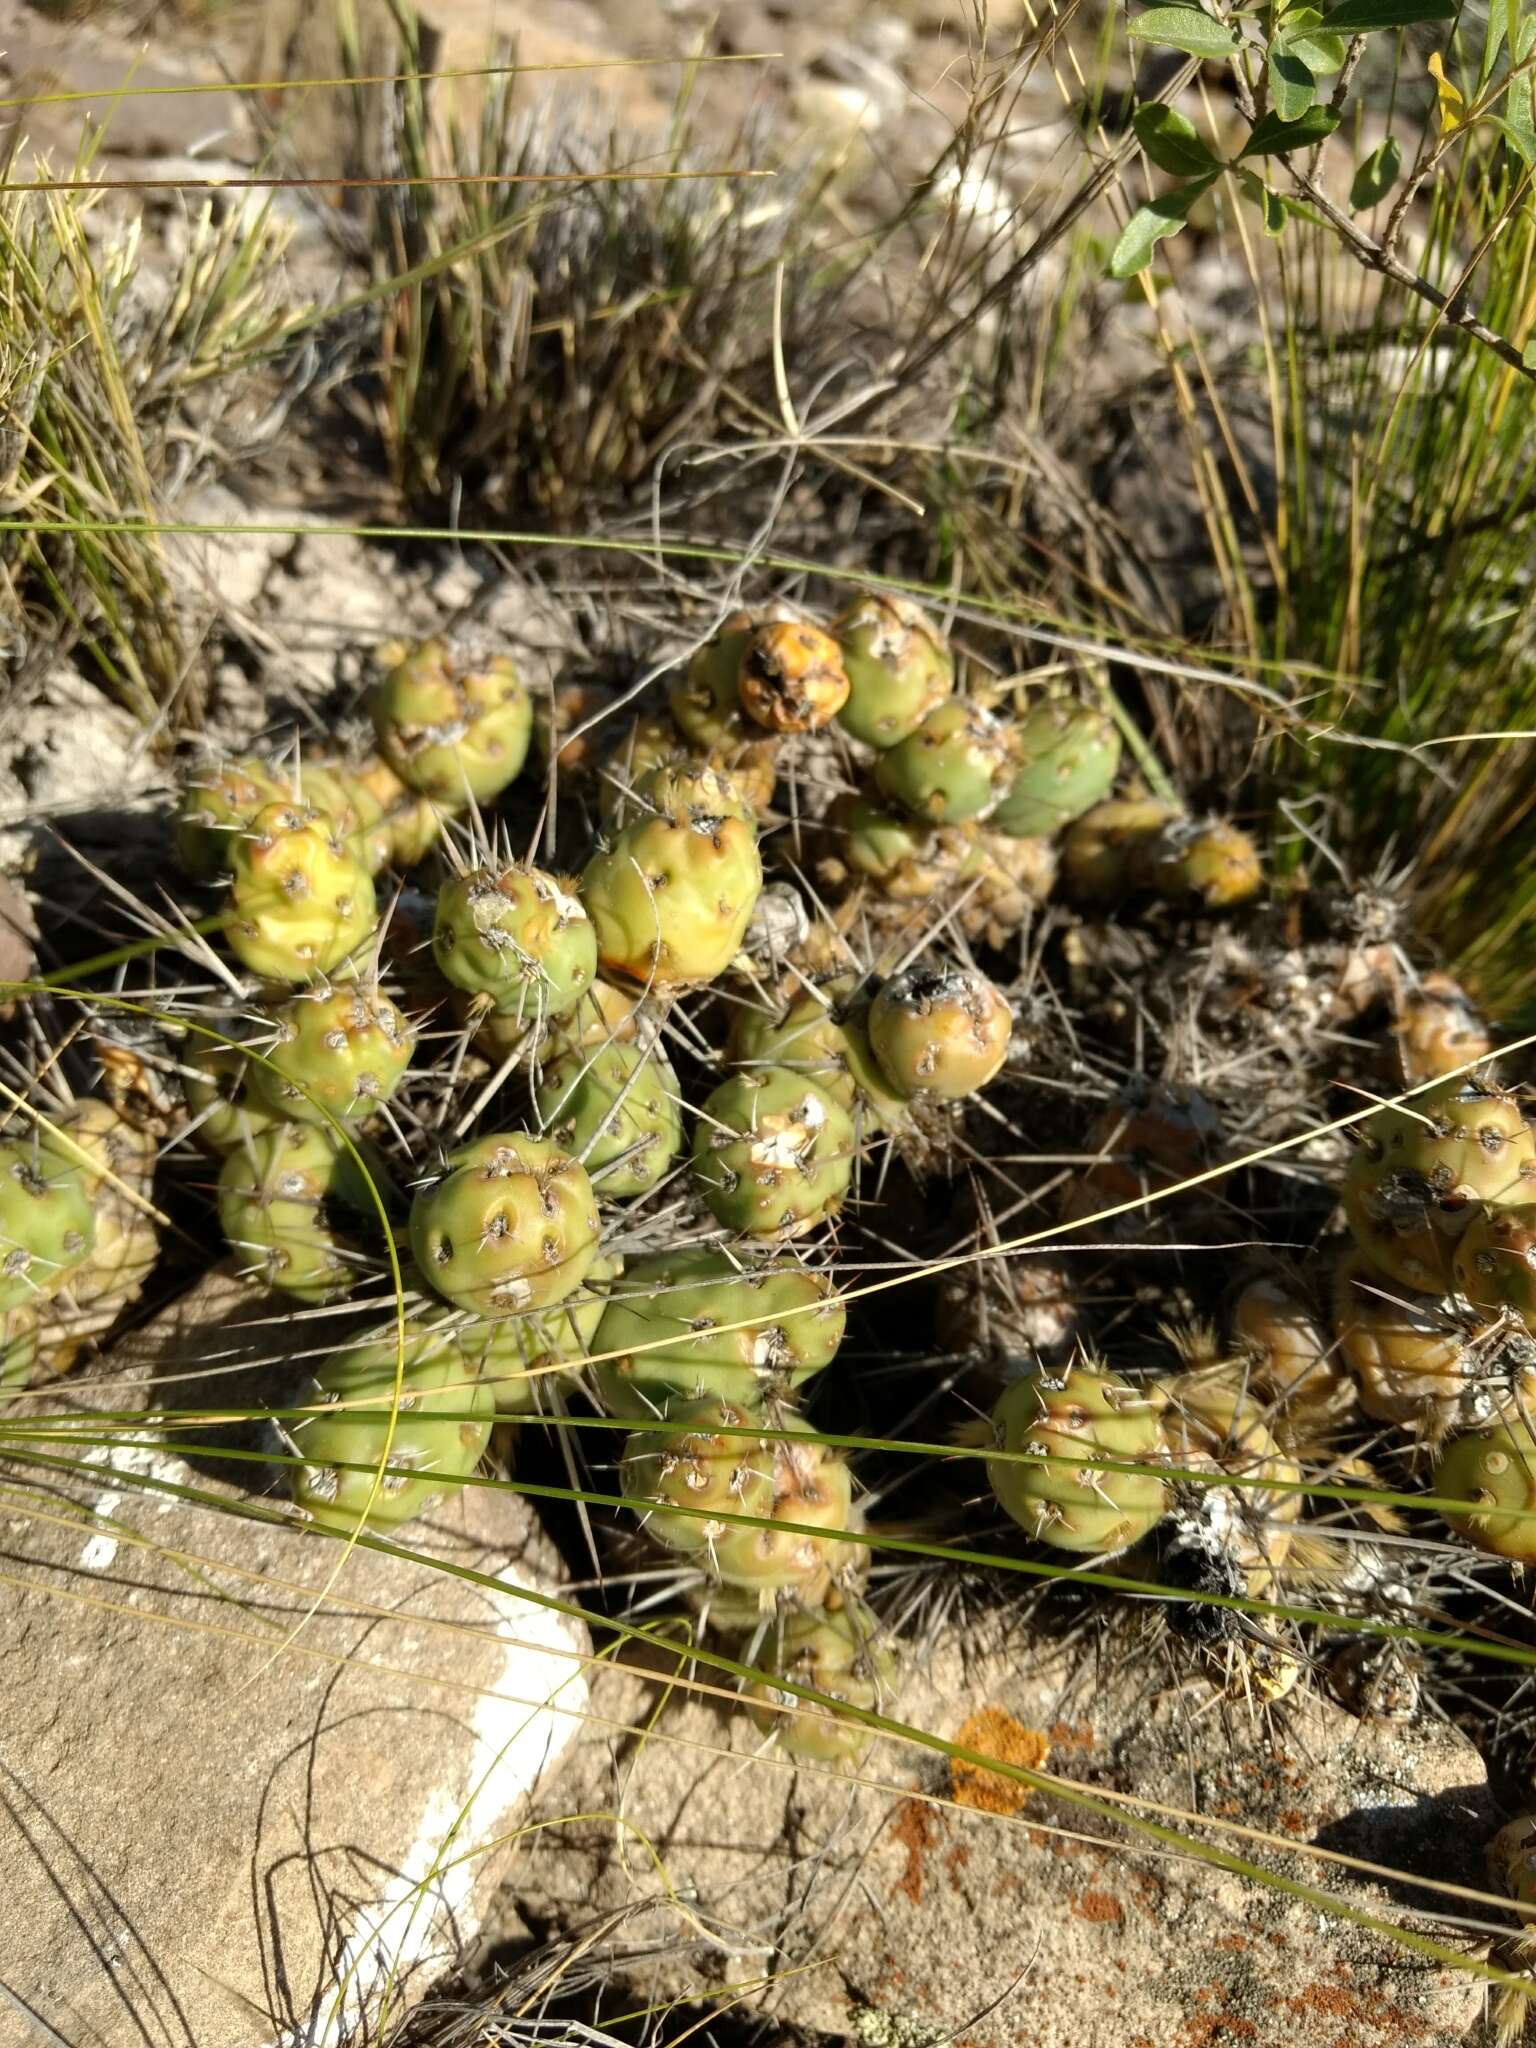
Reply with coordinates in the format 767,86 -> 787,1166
623,1398 -> 855,1592
0,1304 -> 38,1389
834,793 -> 942,896
534,1039 -> 682,1198
592,1247 -> 845,1415
580,763 -> 764,988
1061,798 -> 1183,901
0,1141 -> 95,1313
874,700 -> 1019,825
454,1250 -> 621,1414
1343,1074 -> 1536,1289
183,1041 -> 283,1155
297,761 -> 394,876
290,1326 -> 494,1533
1454,1203 -> 1536,1326
1129,816 -> 1263,910
39,1100 -> 158,1337
253,983 -> 414,1124
834,593 -> 954,749
44,1098 -> 157,1195
409,1133 -> 600,1317
729,982 -> 905,1131
542,978 -> 644,1059
670,612 -> 756,749
175,758 -> 287,880
989,1364 -> 1168,1555
217,1123 -> 367,1303
351,754 -> 447,868
371,637 -> 533,804
692,1069 -> 855,1238
1434,1398 -> 1536,1562
433,866 -> 596,1019
746,1596 -> 896,1765
226,801 -> 378,984
867,965 -> 1012,1101
993,701 -> 1121,839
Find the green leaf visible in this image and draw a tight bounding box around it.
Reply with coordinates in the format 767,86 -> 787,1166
1348,133 -> 1402,206
1523,334 -> 1536,372
1274,7 -> 1347,69
1318,0 -> 1453,28
1108,175 -> 1219,278
1239,104 -> 1341,155
1506,16 -> 1536,165
1132,102 -> 1226,173
1127,5 -> 1245,55
1268,47 -> 1317,117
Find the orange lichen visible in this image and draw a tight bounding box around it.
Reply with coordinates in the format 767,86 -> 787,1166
890,1796 -> 940,1903
1071,1888 -> 1124,1923
949,1706 -> 1052,1815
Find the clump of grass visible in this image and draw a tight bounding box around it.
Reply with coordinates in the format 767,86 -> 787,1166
340,0 -> 843,534
1255,146 -> 1536,1011
0,170 -> 303,728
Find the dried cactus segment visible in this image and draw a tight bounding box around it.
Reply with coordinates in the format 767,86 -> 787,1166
1061,797 -> 1183,902
738,620 -> 850,735
1333,1250 -> 1476,1441
1393,971 -> 1492,1083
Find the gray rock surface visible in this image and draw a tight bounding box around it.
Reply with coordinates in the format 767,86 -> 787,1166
500,1620 -> 1495,2048
0,1266 -> 588,2048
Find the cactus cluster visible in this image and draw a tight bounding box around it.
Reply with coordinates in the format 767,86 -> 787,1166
18,586 -> 1536,1804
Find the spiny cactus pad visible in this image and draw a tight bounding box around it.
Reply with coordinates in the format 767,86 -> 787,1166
834,593 -> 954,749
592,1247 -> 845,1416
433,865 -> 596,1019
371,637 -> 532,804
534,1038 -> 682,1198
993,699 -> 1121,839
581,763 -> 764,988
254,982 -> 414,1124
409,1132 -> 600,1316
988,1364 -> 1168,1555
217,1122 -> 367,1303
692,1068 -> 855,1238
874,699 -> 1019,825
226,801 -> 378,984
0,1139 -> 95,1313
290,1325 -> 494,1532
867,964 -> 1012,1100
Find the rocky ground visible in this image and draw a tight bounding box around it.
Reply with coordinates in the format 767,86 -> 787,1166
0,5 -> 1522,2048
